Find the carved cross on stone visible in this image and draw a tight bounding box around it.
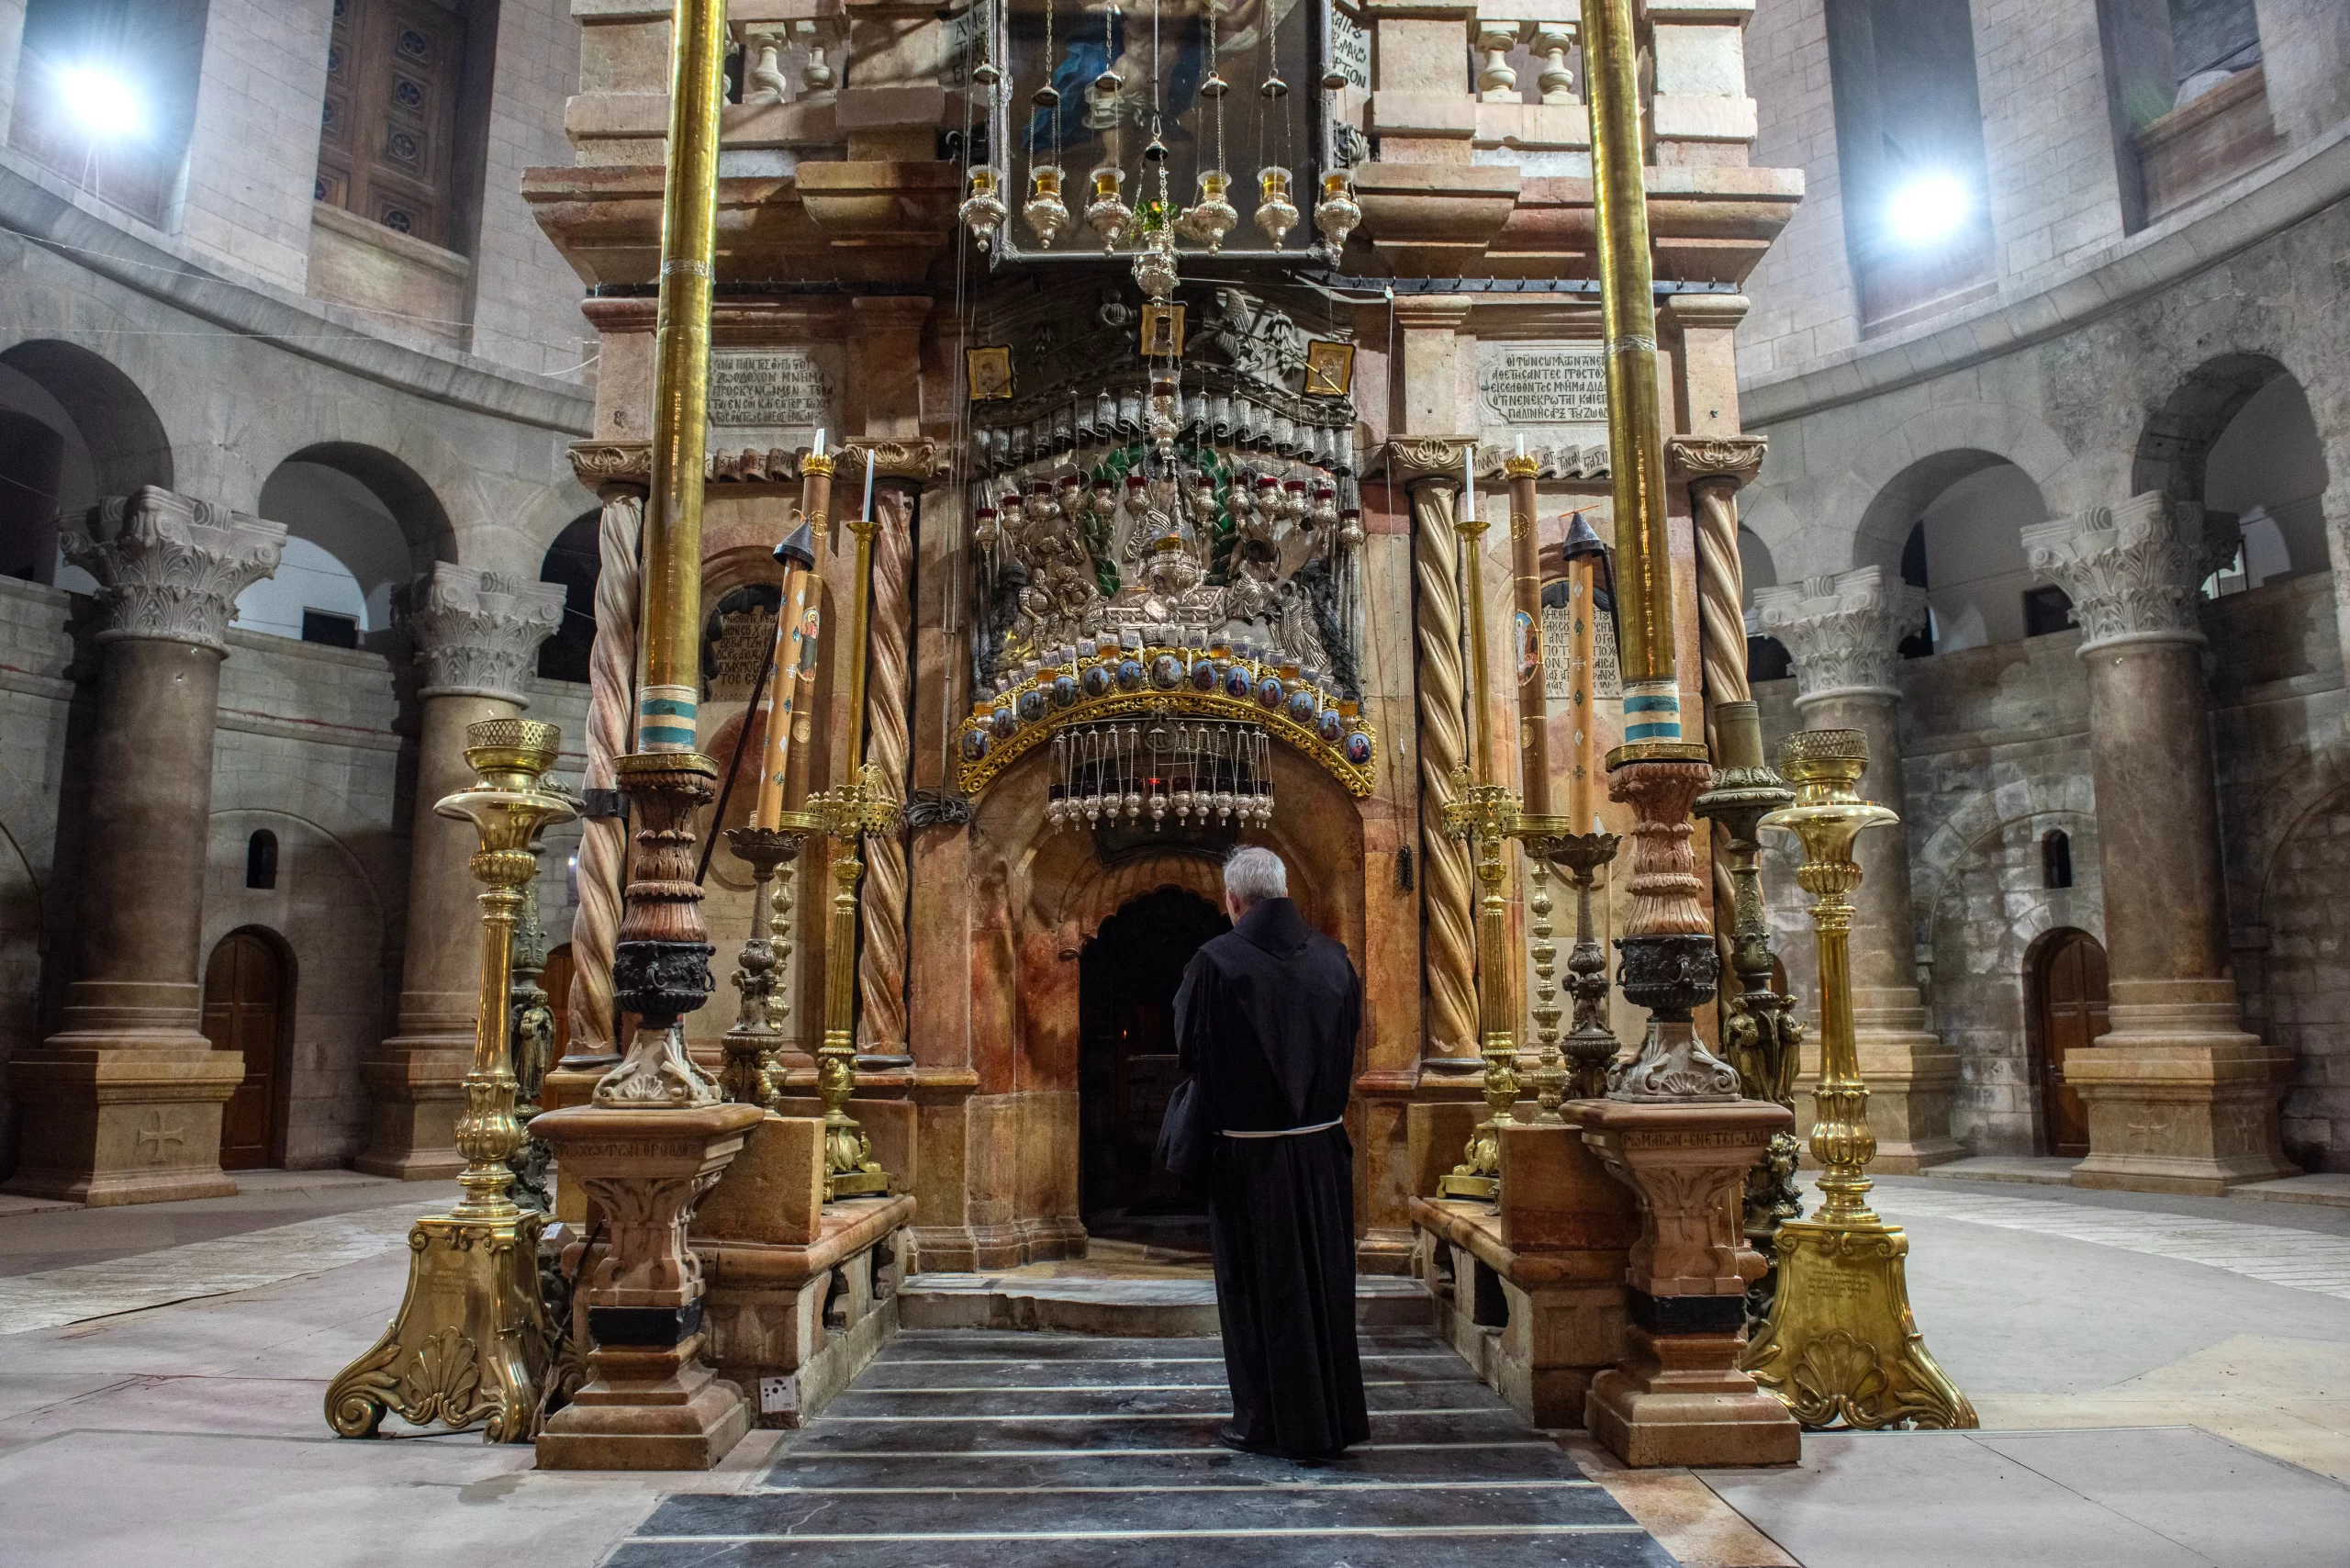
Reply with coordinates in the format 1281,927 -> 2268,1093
136,1112 -> 185,1166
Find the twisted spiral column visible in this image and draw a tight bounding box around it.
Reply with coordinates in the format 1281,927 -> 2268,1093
1695,479 -> 1748,940
857,486 -> 914,1060
564,489 -> 643,1064
1412,479 -> 1478,1066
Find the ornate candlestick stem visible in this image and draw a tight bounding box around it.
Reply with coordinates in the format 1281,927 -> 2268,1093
325,719 -> 575,1442
1437,488 -> 1525,1201
719,824 -> 811,1108
1693,699 -> 1804,1324
1525,851 -> 1564,1121
809,493 -> 898,1199
1743,728 -> 1975,1430
1542,828 -> 1623,1098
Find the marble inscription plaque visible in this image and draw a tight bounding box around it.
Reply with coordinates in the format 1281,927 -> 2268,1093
1480,347 -> 1607,425
1542,599 -> 1622,702
707,349 -> 834,431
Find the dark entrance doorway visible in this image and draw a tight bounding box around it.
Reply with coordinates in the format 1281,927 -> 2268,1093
1078,885 -> 1229,1245
203,929 -> 291,1170
2027,927 -> 2107,1158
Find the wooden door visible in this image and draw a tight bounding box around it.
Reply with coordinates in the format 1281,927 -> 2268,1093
2031,930 -> 2107,1158
203,932 -> 287,1170
316,0 -> 466,246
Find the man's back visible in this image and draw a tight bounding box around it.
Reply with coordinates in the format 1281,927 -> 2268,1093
1184,898 -> 1359,1136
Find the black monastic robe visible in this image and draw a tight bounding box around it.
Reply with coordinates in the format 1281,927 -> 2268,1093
1172,896 -> 1371,1459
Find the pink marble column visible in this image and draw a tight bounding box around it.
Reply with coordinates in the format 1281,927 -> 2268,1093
2023,495 -> 2294,1193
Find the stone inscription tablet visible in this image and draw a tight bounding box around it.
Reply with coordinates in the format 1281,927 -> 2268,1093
1480,347 -> 1607,425
708,350 -> 834,431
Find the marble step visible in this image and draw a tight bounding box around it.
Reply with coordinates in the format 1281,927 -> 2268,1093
898,1271 -> 1432,1336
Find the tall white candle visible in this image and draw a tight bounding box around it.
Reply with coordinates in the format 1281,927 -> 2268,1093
862,447 -> 877,521
812,426 -> 827,458
1463,444 -> 1476,527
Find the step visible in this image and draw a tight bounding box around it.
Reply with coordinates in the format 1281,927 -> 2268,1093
899,1271 -> 1432,1336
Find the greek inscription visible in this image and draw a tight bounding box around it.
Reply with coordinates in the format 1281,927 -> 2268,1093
708,350 -> 834,430
1479,348 -> 1607,425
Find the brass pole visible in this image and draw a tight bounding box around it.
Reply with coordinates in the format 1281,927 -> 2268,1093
1506,454 -> 1550,816
633,0 -> 727,738
1583,0 -> 1676,722
596,0 -> 730,1104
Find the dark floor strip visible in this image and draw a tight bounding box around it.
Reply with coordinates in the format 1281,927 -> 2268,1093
749,1440 -> 1583,1489
605,1529 -> 1673,1568
640,1480 -> 1628,1536
825,1383 -> 1498,1417
852,1354 -> 1473,1390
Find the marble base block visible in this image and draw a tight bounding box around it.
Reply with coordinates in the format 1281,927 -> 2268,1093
3,1044 -> 242,1205
533,1337 -> 751,1471
352,1038 -> 471,1180
1586,1326 -> 1803,1468
2068,993 -> 2296,1193
1795,996 -> 1960,1173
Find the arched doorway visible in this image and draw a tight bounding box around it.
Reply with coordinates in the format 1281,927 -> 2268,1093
1079,885 -> 1229,1245
202,929 -> 292,1170
2025,928 -> 2107,1158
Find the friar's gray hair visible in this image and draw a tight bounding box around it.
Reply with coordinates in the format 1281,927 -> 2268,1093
1223,845 -> 1288,907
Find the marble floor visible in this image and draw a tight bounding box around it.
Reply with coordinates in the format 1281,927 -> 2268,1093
0,1173 -> 2346,1565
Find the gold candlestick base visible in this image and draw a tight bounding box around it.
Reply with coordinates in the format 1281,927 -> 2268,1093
1437,776 -> 1522,1201
326,720 -> 575,1442
811,767 -> 898,1199
1742,728 -> 1975,1431
719,824 -> 811,1108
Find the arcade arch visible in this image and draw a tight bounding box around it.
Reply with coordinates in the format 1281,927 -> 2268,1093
537,510 -> 600,682
1858,450 -> 2051,657
241,443 -> 456,645
0,340 -> 171,585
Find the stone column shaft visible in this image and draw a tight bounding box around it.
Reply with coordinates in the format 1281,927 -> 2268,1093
2023,495 -> 2293,1193
358,564 -> 565,1179
1753,566 -> 1957,1170
6,487 -> 284,1204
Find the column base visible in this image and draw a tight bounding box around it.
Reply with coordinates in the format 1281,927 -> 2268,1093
1585,1327 -> 1800,1468
2067,1000 -> 2296,1194
1795,997 -> 1960,1172
534,1337 -> 752,1471
352,1040 -> 472,1180
3,1044 -> 241,1206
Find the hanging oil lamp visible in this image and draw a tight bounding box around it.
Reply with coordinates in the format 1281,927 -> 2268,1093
1314,170 -> 1360,254
961,166 -> 1008,252
1024,164 -> 1070,247
1188,169 -> 1238,252
1085,162 -> 1132,252
1255,165 -> 1298,246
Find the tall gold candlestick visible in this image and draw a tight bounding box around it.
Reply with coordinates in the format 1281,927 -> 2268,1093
781,457 -> 835,815
1744,729 -> 1975,1430
1506,453 -> 1550,817
808,454 -> 894,1199
325,720 -> 574,1442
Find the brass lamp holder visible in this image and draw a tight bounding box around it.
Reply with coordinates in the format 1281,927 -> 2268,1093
1436,773 -> 1522,1199
809,765 -> 900,1198
1519,824 -> 1624,1104
1742,728 -> 1975,1430
326,720 -> 576,1442
719,821 -> 815,1108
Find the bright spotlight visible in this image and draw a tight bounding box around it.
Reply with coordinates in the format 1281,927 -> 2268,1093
1886,174 -> 1969,245
55,65 -> 142,140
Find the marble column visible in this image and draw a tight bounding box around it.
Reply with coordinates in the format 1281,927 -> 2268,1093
2023,495 -> 2295,1193
356,564 -> 565,1178
5,487 -> 284,1204
1752,566 -> 1960,1170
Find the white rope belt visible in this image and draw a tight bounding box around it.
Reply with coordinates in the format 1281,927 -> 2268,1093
1219,1118 -> 1343,1139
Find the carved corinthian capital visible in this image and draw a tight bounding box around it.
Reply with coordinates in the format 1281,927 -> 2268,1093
1751,565 -> 1925,704
2021,492 -> 2210,653
400,563 -> 566,703
64,487 -> 286,652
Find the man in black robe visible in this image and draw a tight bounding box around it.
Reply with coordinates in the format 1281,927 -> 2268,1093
1172,845 -> 1370,1461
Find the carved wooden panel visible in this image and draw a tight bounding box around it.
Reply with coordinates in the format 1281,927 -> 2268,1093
314,0 -> 465,248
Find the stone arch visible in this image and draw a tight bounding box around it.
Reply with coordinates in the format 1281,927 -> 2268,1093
537,509 -> 600,683
1922,799 -> 2105,1153
0,338 -> 172,494
271,441 -> 457,575
203,805 -> 392,1168
1052,855 -> 1228,957
2132,352 -> 2291,505
2251,781 -> 2350,1171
